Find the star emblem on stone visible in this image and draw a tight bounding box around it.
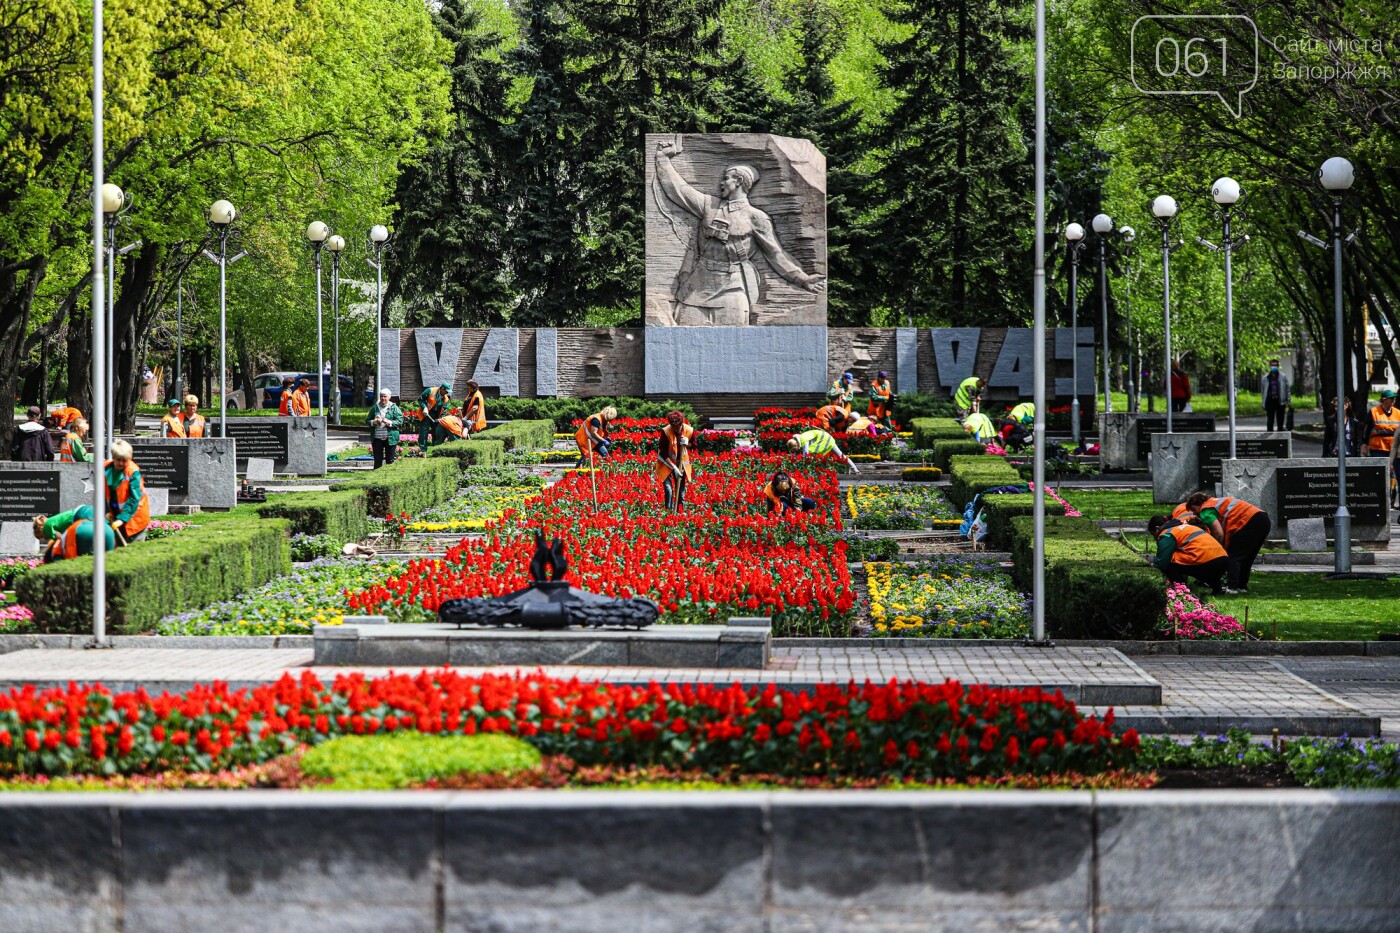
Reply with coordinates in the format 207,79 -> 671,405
1239,466 -> 1261,480
82,478 -> 94,495
1160,439 -> 1183,460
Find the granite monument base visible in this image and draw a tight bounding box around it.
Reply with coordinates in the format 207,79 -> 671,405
120,436 -> 238,509
1100,412 -> 1218,471
313,619 -> 771,669
210,416 -> 326,475
1223,457 -> 1390,543
0,463 -> 95,525
1151,431 -> 1291,503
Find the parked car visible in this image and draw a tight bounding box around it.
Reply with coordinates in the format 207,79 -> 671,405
226,372 -> 300,410
259,373 -> 372,410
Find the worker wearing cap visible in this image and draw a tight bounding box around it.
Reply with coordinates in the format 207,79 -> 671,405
867,371 -> 894,422
32,505 -> 116,564
417,382 -> 450,450
1366,389 -> 1400,457
160,399 -> 186,437
954,376 -> 983,418
1146,514 -> 1230,594
828,372 -> 856,412
788,429 -> 861,473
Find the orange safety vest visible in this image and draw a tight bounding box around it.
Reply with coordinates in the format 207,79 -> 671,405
1202,496 -> 1262,545
1371,403 -> 1400,453
1163,524 -> 1227,565
464,391 -> 486,432
290,390 -> 312,417
161,414 -> 186,437
182,413 -> 206,438
47,520 -> 89,561
1170,502 -> 1191,520
438,414 -> 466,439
574,413 -> 609,461
763,481 -> 782,510
655,423 -> 694,486
52,406 -> 82,428
59,432 -> 82,462
418,387 -> 441,421
867,379 -> 892,416
815,405 -> 847,432
105,459 -> 150,538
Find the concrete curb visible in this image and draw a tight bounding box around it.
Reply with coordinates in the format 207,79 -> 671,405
0,634 -> 314,655
0,790 -> 1396,931
774,637 -> 1400,656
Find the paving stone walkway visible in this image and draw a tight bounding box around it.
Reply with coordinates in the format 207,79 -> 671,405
0,644 -> 1394,737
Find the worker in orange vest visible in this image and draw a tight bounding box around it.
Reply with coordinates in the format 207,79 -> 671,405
463,380 -> 487,434
1185,492 -> 1272,593
762,471 -> 815,515
814,403 -> 849,433
574,406 -> 618,467
160,399 -> 186,437
32,505 -> 116,563
1366,389 -> 1400,456
289,379 -> 313,416
1146,514 -> 1230,594
181,395 -> 207,438
867,371 -> 894,422
104,439 -> 151,545
278,376 -> 297,415
59,418 -> 91,463
47,406 -> 83,430
655,410 -> 693,511
438,414 -> 466,440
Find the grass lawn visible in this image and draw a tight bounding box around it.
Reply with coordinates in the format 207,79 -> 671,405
1211,573 -> 1400,640
1059,488 -> 1163,521
1110,390 -> 1319,420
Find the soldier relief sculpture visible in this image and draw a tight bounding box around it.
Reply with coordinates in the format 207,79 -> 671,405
647,134 -> 828,326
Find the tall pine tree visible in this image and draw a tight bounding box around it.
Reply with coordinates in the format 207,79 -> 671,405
863,0 -> 1032,325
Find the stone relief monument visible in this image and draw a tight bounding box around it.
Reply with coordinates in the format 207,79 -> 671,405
646,133 -> 827,326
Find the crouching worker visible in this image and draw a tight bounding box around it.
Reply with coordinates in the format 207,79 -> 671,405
105,439 -> 150,546
575,406 -> 617,467
1147,514 -> 1229,594
437,414 -> 467,440
763,471 -> 815,515
788,429 -> 861,474
655,410 -> 693,511
33,506 -> 116,563
963,412 -> 997,445
1185,492 -> 1271,593
1000,401 -> 1035,451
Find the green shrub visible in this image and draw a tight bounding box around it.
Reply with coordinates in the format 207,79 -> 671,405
16,515 -> 291,635
428,439 -> 505,469
299,733 -> 541,789
474,419 -> 555,451
979,493 -> 1066,551
333,457 -> 457,518
900,466 -> 943,482
258,490 -> 371,542
932,439 -> 987,470
486,397 -> 698,432
891,393 -> 957,420
947,455 -> 1022,509
911,417 -> 967,449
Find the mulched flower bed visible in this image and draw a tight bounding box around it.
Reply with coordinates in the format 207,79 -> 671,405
867,557 -> 1030,638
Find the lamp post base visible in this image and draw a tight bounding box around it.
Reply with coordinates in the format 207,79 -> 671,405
1334,507 -> 1352,574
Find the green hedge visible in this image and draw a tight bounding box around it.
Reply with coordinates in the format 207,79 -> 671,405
474,419 -> 555,452
900,466 -> 943,482
932,439 -> 987,470
258,490 -> 371,542
15,515 -> 292,635
947,454 -> 1023,509
889,393 -> 957,420
979,493 -> 1066,551
485,397 -> 698,432
1007,515 -> 1164,639
428,439 -> 505,469
333,457 -> 457,518
910,417 -> 967,450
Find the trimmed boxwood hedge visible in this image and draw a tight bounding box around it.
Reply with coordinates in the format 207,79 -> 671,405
257,490 -> 371,542
900,466 -> 943,482
947,454 -> 1023,509
474,419 -> 555,452
428,439 -> 505,469
932,439 -> 987,470
1007,514 -> 1164,639
979,493 -> 1067,550
910,417 -> 966,450
332,457 -> 457,518
15,515 -> 292,635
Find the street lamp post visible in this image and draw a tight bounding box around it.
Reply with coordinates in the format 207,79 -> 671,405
1030,0 -> 1047,645
1152,195 -> 1181,433
91,7 -> 107,646
1064,223 -> 1088,447
367,225 -> 391,396
306,221 -> 330,417
1120,227 -> 1137,411
1301,157 -> 1356,573
203,200 -> 245,438
1197,177 -> 1248,459
174,272 -> 184,400
1091,213 -> 1131,418
327,234 -> 345,425
101,184 -> 139,447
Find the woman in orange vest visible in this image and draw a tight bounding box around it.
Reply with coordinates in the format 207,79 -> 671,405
762,471 -> 815,515
437,414 -> 466,439
104,439 -> 151,545
574,406 -> 618,467
867,371 -> 893,421
1147,514 -> 1230,594
160,399 -> 186,437
59,418 -> 91,463
47,406 -> 83,429
33,505 -> 116,563
1185,492 -> 1272,593
180,395 -> 207,438
463,380 -> 487,434
814,403 -> 849,433
655,410 -> 694,511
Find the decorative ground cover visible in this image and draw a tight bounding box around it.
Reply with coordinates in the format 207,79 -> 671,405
156,559 -> 405,636
347,451 -> 859,635
406,486 -> 542,533
867,558 -> 1030,638
846,483 -> 962,530
565,417 -> 740,455
0,672 -> 1136,781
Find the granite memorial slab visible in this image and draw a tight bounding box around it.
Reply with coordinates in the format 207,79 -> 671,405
1150,431 -> 1291,503
1287,516 -> 1328,552
210,416 -> 325,475
0,463 -> 93,523
1100,413 -> 1217,471
145,488 -> 169,517
1223,457 -> 1390,543
0,522 -> 38,556
120,437 -> 237,509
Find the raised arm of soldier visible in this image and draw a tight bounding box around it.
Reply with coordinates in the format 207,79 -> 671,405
750,212 -> 826,294
654,140 -> 709,218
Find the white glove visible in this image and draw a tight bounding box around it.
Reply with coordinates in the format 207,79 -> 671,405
849,463 -> 861,474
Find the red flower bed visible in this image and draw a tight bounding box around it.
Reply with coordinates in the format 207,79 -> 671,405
755,406 -> 816,425
756,429 -> 892,457
0,672 -> 1138,779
